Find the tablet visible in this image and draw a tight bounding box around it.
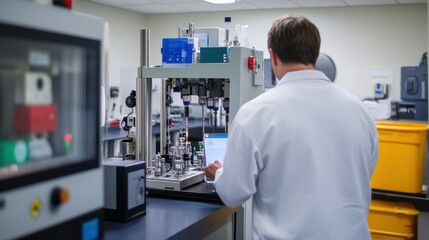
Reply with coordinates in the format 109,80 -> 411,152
203,133 -> 228,166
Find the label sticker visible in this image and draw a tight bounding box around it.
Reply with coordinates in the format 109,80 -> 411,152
29,50 -> 50,67
29,197 -> 42,219
82,218 -> 99,240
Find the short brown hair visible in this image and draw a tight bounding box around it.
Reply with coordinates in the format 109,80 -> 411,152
267,16 -> 320,66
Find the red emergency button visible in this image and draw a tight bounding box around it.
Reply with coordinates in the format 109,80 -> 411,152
53,0 -> 73,9
248,56 -> 255,70
51,187 -> 70,207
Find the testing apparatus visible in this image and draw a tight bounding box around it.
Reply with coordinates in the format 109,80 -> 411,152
0,1 -> 104,239
136,23 -> 264,191
132,22 -> 264,239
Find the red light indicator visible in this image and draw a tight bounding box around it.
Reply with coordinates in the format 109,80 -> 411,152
248,56 -> 255,70
64,133 -> 73,142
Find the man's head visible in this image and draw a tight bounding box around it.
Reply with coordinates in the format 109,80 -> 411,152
268,16 -> 320,78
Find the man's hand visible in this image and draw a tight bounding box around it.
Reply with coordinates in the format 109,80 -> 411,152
204,160 -> 223,180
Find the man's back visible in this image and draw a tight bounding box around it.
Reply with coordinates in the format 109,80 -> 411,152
214,70 -> 378,239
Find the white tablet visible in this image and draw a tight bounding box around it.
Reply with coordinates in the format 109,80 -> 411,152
203,133 -> 228,166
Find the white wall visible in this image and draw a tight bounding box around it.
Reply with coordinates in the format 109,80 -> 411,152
70,2 -> 427,105
74,0 -> 147,117
145,5 -> 427,100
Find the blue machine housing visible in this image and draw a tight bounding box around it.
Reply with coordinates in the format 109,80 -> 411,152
162,38 -> 195,65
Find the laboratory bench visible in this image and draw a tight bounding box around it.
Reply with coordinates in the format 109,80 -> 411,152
103,189 -> 429,240
102,121 -> 233,239
104,196 -> 239,240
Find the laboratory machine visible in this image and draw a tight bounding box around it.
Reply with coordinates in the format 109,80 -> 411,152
398,65 -> 428,121
129,23 -> 264,239
103,158 -> 146,222
0,1 -> 104,239
135,24 -> 264,191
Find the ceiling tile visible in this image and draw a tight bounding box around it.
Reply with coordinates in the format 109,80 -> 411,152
396,0 -> 426,3
92,0 -> 155,7
123,3 -> 189,13
170,2 -> 227,12
291,0 -> 347,7
89,0 -> 422,14
247,0 -> 299,9
220,2 -> 261,10
344,0 -> 397,5
152,0 -> 198,3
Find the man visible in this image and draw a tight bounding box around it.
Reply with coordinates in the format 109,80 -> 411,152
204,15 -> 378,239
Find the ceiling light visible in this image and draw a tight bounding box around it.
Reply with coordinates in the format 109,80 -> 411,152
204,0 -> 236,4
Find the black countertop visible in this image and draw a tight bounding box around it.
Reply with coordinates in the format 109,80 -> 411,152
104,197 -> 237,240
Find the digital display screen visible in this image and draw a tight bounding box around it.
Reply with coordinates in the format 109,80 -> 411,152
203,133 -> 228,166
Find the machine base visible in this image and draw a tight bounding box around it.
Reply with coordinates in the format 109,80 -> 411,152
147,182 -> 221,202
147,170 -> 205,190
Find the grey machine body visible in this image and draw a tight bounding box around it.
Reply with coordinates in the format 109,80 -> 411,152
399,66 -> 428,121
103,158 -> 146,222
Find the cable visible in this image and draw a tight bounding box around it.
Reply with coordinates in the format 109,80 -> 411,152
120,110 -> 134,131
120,116 -> 129,131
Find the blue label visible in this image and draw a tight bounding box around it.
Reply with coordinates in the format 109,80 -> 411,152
82,218 -> 99,240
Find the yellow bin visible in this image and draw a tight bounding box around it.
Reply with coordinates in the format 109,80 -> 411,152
372,121 -> 428,193
369,200 -> 419,240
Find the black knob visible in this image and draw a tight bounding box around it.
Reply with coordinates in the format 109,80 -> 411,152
125,90 -> 136,108
51,187 -> 69,207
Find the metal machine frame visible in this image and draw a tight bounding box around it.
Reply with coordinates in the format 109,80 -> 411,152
136,29 -> 264,238
137,46 -> 264,165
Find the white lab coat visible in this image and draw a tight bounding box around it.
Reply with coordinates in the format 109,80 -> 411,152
214,70 -> 378,240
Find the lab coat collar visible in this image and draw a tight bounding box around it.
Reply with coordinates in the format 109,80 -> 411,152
277,70 -> 331,86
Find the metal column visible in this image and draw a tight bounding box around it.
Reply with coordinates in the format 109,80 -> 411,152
136,29 -> 152,167
160,80 -> 167,155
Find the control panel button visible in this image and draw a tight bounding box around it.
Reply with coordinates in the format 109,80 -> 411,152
248,56 -> 255,70
51,187 -> 69,207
